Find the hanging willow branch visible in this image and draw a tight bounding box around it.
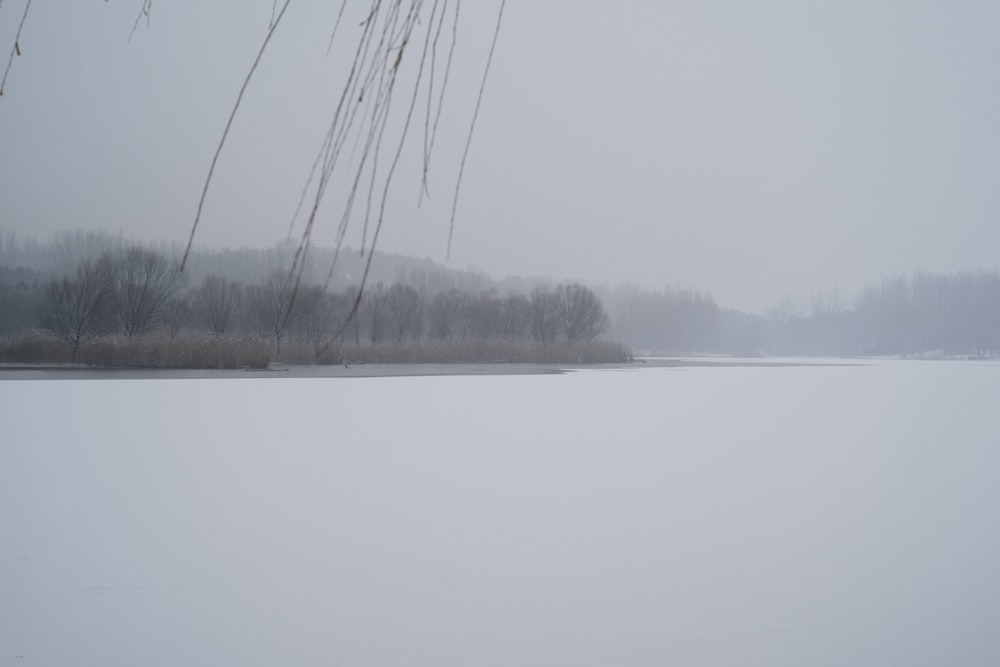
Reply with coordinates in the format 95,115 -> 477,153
173,0 -> 505,352
447,0 -> 506,259
180,0 -> 293,271
0,0 -> 33,97
127,0 -> 152,44
1,0 -> 505,355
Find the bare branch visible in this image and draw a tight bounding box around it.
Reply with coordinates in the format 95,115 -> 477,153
448,0 -> 506,259
421,0 -> 457,203
181,0 -> 293,271
326,0 -> 349,56
0,0 -> 33,97
127,0 -> 152,44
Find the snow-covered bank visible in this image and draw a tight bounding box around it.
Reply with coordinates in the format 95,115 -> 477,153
2,361 -> 999,666
0,357 -> 859,381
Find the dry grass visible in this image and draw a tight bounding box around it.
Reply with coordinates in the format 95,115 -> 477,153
0,333 -> 69,364
275,338 -> 632,365
2,333 -> 628,368
0,333 -> 270,369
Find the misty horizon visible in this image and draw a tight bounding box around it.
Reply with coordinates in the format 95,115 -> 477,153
4,4 -> 1000,664
4,229 -> 1000,362
6,227 -> 1000,320
2,2 -> 998,315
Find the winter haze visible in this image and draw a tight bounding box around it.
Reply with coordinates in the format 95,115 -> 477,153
2,1 -> 999,314
4,4 -> 1000,664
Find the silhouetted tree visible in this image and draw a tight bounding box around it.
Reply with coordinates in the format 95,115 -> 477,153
469,289 -> 504,339
247,272 -> 300,355
387,283 -> 424,343
104,247 -> 183,336
558,283 -> 609,342
530,286 -> 561,348
293,285 -> 335,346
360,282 -> 390,348
194,275 -> 243,336
428,289 -> 464,341
0,267 -> 44,336
499,292 -> 531,340
161,296 -> 192,340
39,260 -> 111,360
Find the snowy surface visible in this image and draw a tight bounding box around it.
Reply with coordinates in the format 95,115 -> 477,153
2,361 -> 1000,666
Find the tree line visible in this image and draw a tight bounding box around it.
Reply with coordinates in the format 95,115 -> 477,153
605,285 -> 764,356
0,240 -> 622,367
7,231 -> 1000,361
768,272 -> 1000,358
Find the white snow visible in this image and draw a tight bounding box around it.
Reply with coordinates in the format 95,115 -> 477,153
2,360 -> 1000,666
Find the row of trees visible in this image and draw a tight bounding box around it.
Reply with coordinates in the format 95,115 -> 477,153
244,278 -> 609,355
14,233 -> 1000,360
0,230 -> 502,299
607,272 -> 1000,359
769,272 -> 1000,357
13,245 -> 612,362
40,247 -> 182,358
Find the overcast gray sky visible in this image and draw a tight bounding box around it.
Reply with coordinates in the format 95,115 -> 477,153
1,1 -> 998,314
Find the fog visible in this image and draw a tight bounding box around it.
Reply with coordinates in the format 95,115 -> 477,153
4,6 -> 999,662
2,1 -> 999,313
4,362 -> 1000,665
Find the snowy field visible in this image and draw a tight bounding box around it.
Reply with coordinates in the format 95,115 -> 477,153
2,360 -> 1000,666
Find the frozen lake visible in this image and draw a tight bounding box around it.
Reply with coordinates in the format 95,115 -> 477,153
3,360 -> 1000,666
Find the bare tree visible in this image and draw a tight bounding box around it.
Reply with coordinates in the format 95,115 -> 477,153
247,271 -> 301,355
294,285 -> 335,345
530,286 -> 561,348
558,283 -> 609,343
428,289 -> 465,341
499,292 -> 531,340
104,246 -> 183,337
341,284 -> 364,346
160,296 -> 192,340
0,266 -> 43,336
177,0 -> 509,335
387,283 -> 424,343
4,3 -> 508,331
39,259 -> 110,360
360,282 -> 390,348
193,275 -> 243,336
469,288 -> 504,339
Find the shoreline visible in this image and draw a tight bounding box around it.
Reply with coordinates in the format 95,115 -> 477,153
0,358 -> 865,381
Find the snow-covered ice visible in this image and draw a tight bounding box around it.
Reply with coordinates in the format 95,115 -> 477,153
2,360 -> 1000,666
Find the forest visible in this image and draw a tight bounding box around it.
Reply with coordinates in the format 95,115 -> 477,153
608,274 -> 1000,359
2,230 -> 1000,367
0,231 -> 626,368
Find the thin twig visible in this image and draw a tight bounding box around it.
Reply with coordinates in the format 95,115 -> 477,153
345,2 -> 428,339
181,0 -> 293,271
289,0 -> 503,354
447,0 -> 505,259
360,1 -> 408,256
419,0 -> 448,202
288,0 -> 382,290
0,0 -> 32,97
127,0 -> 152,44
426,0 -> 461,196
326,0 -> 349,56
